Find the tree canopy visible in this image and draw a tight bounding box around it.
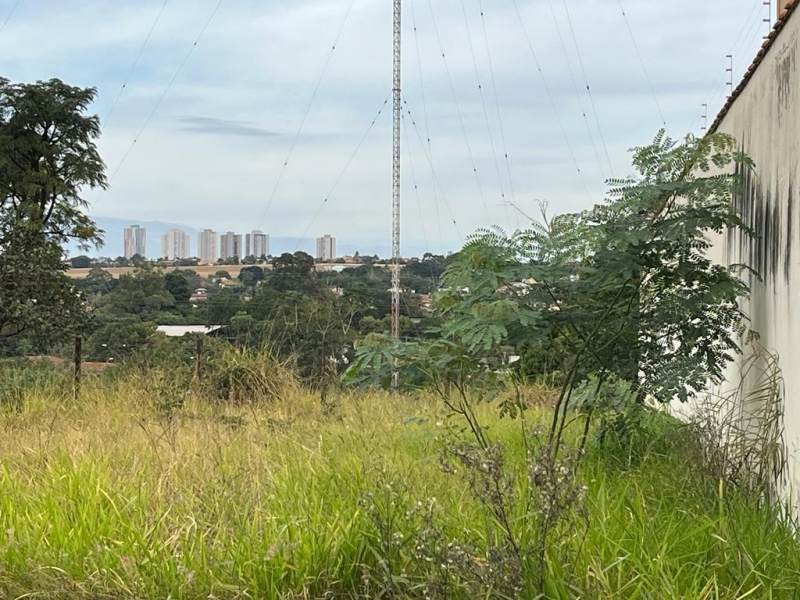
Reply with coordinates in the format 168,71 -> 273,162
0,78 -> 106,345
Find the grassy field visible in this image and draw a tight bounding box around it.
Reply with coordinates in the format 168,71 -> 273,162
1,371 -> 799,599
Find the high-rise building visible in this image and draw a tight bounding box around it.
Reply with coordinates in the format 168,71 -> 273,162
160,228 -> 191,260
220,231 -> 243,262
245,230 -> 270,259
198,229 -> 218,264
123,225 -> 147,258
315,234 -> 337,261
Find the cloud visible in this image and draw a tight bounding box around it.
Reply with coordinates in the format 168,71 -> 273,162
0,0 -> 773,254
176,116 -> 279,138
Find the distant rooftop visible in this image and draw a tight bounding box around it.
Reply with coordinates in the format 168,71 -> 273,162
156,325 -> 224,337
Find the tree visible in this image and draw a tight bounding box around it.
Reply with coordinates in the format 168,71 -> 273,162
76,266 -> 116,296
268,252 -> 318,294
206,288 -> 242,325
350,131 -> 752,448
130,254 -> 147,268
173,268 -> 202,291
0,232 -> 87,342
165,271 -> 191,303
85,319 -> 156,362
0,78 -> 105,246
70,255 -> 92,269
0,78 -> 106,345
101,269 -> 174,317
238,265 -> 264,287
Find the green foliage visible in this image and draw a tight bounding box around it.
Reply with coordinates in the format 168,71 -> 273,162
75,265 -> 116,296
85,319 -> 157,362
173,268 -> 203,291
0,230 -> 88,345
99,269 -> 175,316
70,255 -> 92,268
0,78 -> 105,246
164,271 -> 191,303
238,265 -> 264,287
206,288 -> 242,324
352,132 -> 752,409
268,251 -> 318,294
0,358 -> 68,410
0,78 -> 106,349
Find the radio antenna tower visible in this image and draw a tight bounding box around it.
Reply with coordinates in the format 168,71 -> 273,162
391,0 -> 402,391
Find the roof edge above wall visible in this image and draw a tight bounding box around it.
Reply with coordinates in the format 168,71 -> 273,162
708,0 -> 799,134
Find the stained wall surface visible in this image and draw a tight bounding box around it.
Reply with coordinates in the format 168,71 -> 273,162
707,3 -> 800,508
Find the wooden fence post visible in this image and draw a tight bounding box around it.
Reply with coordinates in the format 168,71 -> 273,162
73,336 -> 82,401
195,336 -> 204,381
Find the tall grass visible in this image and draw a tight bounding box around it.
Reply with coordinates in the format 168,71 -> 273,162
0,368 -> 798,598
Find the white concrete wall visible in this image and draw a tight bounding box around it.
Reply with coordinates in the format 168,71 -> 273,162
709,9 -> 800,509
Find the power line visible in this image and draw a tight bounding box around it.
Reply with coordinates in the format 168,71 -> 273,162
426,0 -> 491,224
402,110 -> 436,256
409,0 -> 444,253
558,0 -> 614,177
403,96 -> 461,239
511,0 -> 592,202
477,0 -> 520,230
0,0 -> 21,35
545,0 -> 606,182
616,0 -> 667,126
732,13 -> 770,74
109,0 -> 226,182
459,0 -> 511,230
104,0 -> 170,127
294,95 -> 390,249
257,0 -> 357,230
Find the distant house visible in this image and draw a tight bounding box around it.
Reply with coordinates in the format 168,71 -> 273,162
190,288 -> 208,303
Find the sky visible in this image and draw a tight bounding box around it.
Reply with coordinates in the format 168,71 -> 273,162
0,0 -> 778,256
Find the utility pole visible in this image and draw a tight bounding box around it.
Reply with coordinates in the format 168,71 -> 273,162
391,0 -> 402,392
701,103 -> 708,133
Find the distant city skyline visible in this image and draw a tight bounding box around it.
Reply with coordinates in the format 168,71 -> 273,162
119,225 -> 342,262
65,217 -> 454,260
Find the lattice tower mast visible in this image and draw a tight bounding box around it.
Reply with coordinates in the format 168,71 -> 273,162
391,0 -> 402,391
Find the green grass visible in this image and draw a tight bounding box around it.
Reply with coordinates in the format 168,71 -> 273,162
0,371 -> 798,599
